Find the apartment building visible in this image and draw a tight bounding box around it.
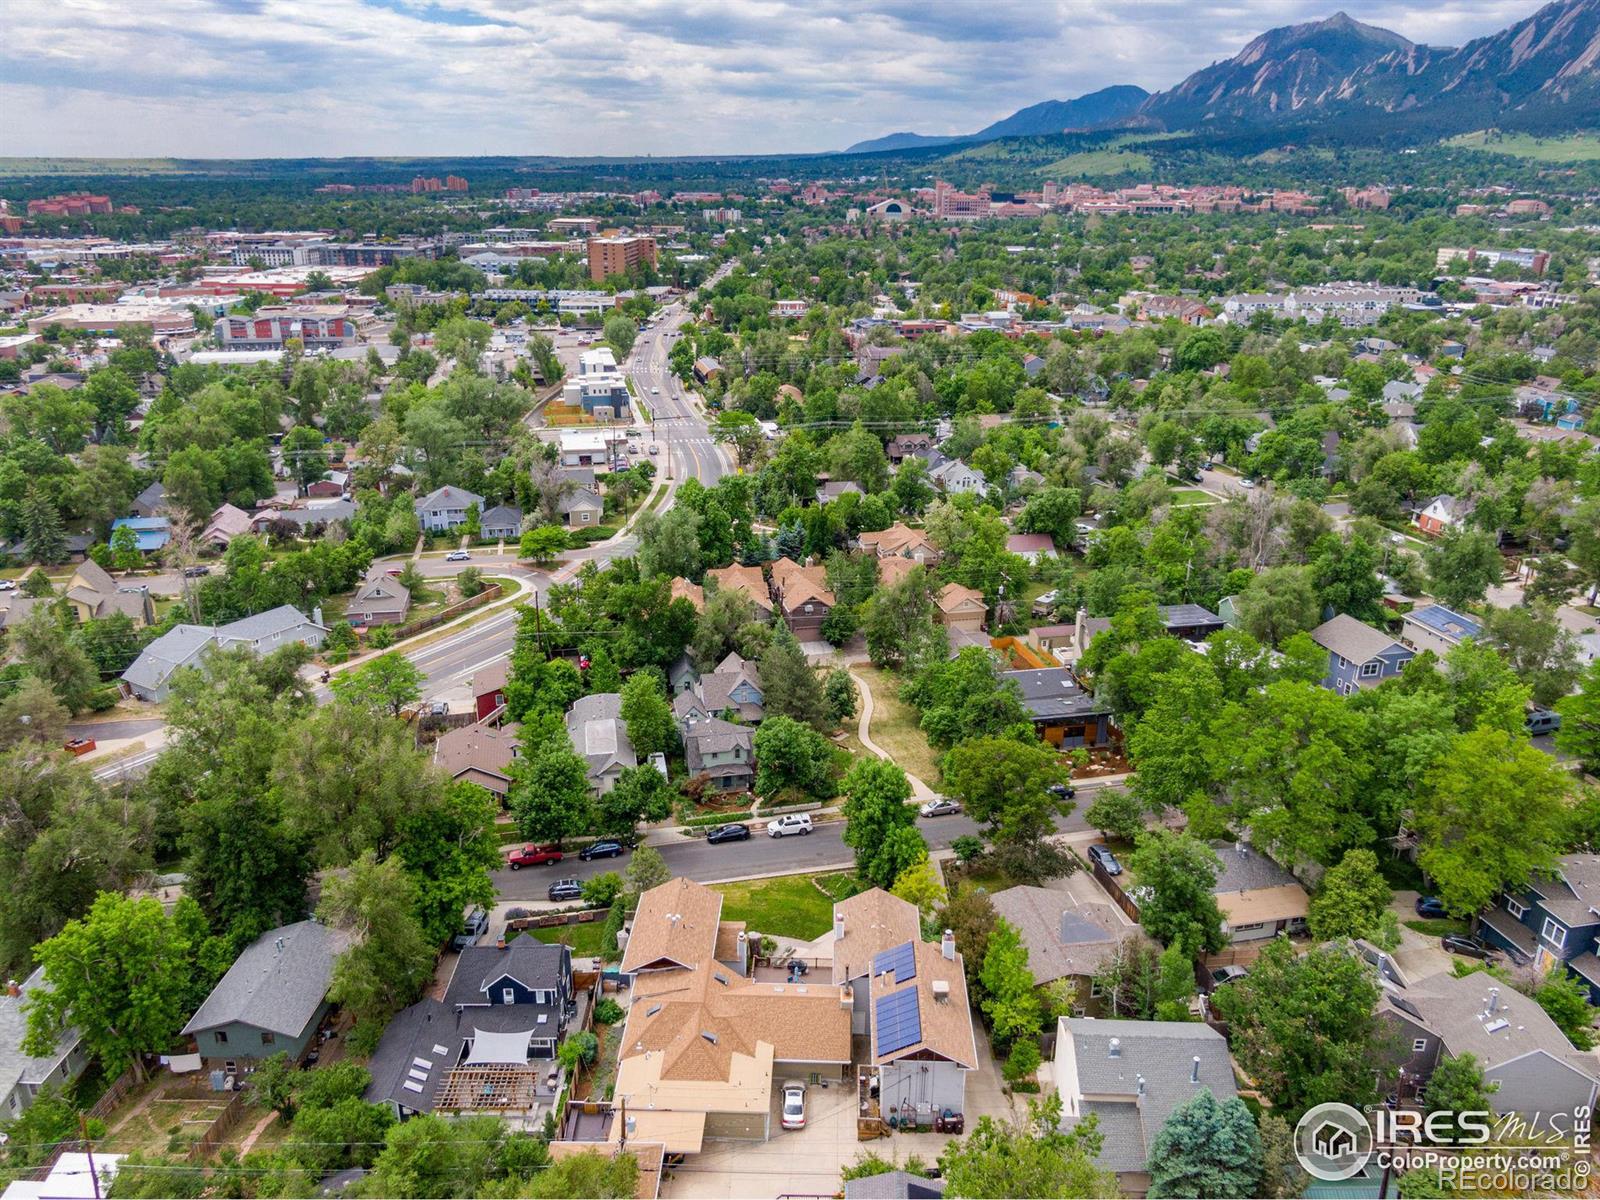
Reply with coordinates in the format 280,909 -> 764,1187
216,305 -> 356,351
587,235 -> 658,281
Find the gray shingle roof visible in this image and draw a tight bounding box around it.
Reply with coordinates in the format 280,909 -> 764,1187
479,504 -> 523,530
844,1172 -> 946,1200
1309,614 -> 1405,664
120,623 -> 218,692
182,920 -> 355,1038
415,485 -> 484,511
0,967 -> 81,1100
990,886 -> 1127,984
1209,841 -> 1298,895
216,604 -> 326,645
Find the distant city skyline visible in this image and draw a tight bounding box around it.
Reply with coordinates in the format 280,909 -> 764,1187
0,0 -> 1549,160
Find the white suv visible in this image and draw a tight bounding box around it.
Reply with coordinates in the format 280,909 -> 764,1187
767,813 -> 814,838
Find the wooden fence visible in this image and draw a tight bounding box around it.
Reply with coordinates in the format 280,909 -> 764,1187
386,583 -> 504,642
86,1064 -> 141,1120
1088,858 -> 1143,924
187,1085 -> 252,1163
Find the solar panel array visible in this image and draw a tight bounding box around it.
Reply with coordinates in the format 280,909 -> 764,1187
874,988 -> 922,1057
872,940 -> 917,985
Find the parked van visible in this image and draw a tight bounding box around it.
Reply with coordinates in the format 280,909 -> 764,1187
1526,707 -> 1563,736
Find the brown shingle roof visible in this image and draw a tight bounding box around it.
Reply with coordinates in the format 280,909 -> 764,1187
704,564 -> 772,613
670,577 -> 704,612
831,890 -> 920,986
858,524 -> 936,558
471,659 -> 509,699
935,582 -> 985,615
621,878 -> 726,974
433,722 -> 517,783
869,940 -> 977,1070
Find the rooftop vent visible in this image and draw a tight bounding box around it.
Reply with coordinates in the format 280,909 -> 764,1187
1108,1038 -> 1121,1059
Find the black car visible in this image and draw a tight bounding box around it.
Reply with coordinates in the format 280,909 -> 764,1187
1441,934 -> 1499,961
1415,896 -> 1448,919
579,840 -> 627,861
1087,844 -> 1122,876
1047,783 -> 1076,800
706,823 -> 751,845
547,879 -> 582,902
183,565 -> 210,578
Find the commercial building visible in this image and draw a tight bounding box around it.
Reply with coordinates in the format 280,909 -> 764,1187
216,305 -> 356,351
587,235 -> 657,282
559,347 -> 630,420
27,304 -> 194,336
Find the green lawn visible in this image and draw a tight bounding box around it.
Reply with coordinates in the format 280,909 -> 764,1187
854,667 -> 942,785
714,873 -> 861,940
1444,130 -> 1600,162
525,921 -> 610,957
1169,489 -> 1214,506
1405,917 -> 1469,937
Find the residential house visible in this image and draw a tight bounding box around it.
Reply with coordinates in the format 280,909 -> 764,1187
703,564 -> 774,619
844,1172 -> 945,1200
669,577 -> 704,613
109,516 -> 170,553
1006,533 -> 1056,564
480,505 -> 524,540
129,481 -> 165,518
613,878 -> 852,1148
305,471 -> 348,498
347,577 -> 411,626
816,480 -> 863,505
122,605 -> 328,702
1414,493 -> 1473,537
214,604 -> 328,656
769,558 -> 834,640
472,661 -> 509,721
857,523 -> 938,564
1074,603 -> 1224,650
1308,614 -> 1415,695
1381,970 -> 1599,1136
1055,1018 -> 1239,1195
182,920 -> 356,1064
692,357 -> 722,385
1208,842 -> 1309,944
252,499 -> 358,534
886,434 -> 935,465
679,715 -> 755,793
829,890 -> 979,1125
928,459 -> 987,496
567,693 -> 636,793
675,652 -> 764,724
434,722 -> 520,802
0,969 -> 88,1122
990,887 -> 1134,1017
61,559 -> 154,627
201,503 -> 254,550
1400,603 -> 1482,657
935,583 -> 987,635
1005,667 -> 1111,748
1479,854 -> 1600,1001
414,486 -> 485,533
557,489 -> 604,529
366,939 -> 574,1120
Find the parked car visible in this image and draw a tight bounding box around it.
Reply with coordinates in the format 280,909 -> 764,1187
579,840 -> 628,861
547,879 -> 583,902
386,567 -> 404,576
1526,708 -> 1562,736
767,813 -> 814,838
1047,782 -> 1076,800
1239,478 -> 1256,489
781,1080 -> 807,1131
1087,844 -> 1122,875
648,445 -> 659,455
446,550 -> 471,562
650,386 -> 660,395
182,565 -> 210,578
706,823 -> 751,845
1441,934 -> 1499,961
1415,895 -> 1448,919
1208,965 -> 1248,990
506,843 -> 564,869
919,798 -> 962,818
453,907 -> 489,949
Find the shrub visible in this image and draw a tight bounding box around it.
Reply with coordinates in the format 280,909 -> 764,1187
593,998 -> 625,1026
582,872 -> 624,907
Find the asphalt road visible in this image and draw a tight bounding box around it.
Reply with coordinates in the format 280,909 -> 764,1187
490,801 -> 1100,900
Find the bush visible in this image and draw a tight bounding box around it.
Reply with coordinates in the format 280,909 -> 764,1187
951,835 -> 985,863
582,872 -> 624,907
368,625 -> 396,649
1003,1039 -> 1041,1082
593,998 -> 625,1026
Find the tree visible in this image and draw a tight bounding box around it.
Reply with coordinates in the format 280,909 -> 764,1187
110,523 -> 142,572
1558,661 -> 1600,772
1480,604 -> 1582,709
509,742 -> 593,844
1084,790 -> 1144,841
523,1149 -> 638,1199
1255,1113 -> 1309,1199
0,675 -> 69,751
282,424 -> 330,491
618,672 -> 677,758
519,525 -> 568,564
1212,939 -> 1387,1118
318,852 -> 434,1031
594,765 -> 674,842
940,884 -> 998,997
840,758 -> 923,890
359,1113 -> 543,1198
1413,726 -> 1570,915
1423,1053 -> 1498,1142
11,607 -> 99,713
937,1093 -> 1114,1199
752,715 -> 835,800
1147,1089 -> 1262,1199
1126,655 -> 1223,811
824,669 -> 857,723
396,782 -> 500,947
249,1051 -> 301,1119
623,844 -> 671,899
1310,534 -> 1385,623
759,629 -> 830,731
21,490 -> 67,565
942,735 -> 1070,849
1534,971 -> 1597,1050
1309,848 -> 1394,942
710,410 -> 765,470
603,314 -> 637,360
1155,942 -> 1198,1021
1425,527 -> 1502,610
891,858 -> 947,920
979,917 -> 1042,1046
24,893 -> 201,1080
1127,831 -> 1226,956
330,651 -> 425,716
1235,565 -> 1320,645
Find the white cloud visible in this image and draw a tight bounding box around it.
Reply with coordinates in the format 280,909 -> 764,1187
0,0 -> 1550,157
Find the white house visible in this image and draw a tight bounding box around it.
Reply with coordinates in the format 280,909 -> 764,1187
414,486 -> 484,533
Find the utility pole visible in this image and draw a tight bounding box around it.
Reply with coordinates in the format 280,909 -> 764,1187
79,1113 -> 102,1200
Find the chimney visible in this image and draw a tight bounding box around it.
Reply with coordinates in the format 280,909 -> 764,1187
834,912 -> 846,942
1191,1056 -> 1201,1083
1137,1075 -> 1146,1097
1488,986 -> 1500,1014
313,605 -> 323,627
1108,1038 -> 1120,1059
941,929 -> 955,961
1074,605 -> 1087,648
274,937 -> 285,953
5,980 -> 18,998
497,934 -> 507,950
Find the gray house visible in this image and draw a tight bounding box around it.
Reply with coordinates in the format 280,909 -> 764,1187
1308,613 -> 1415,695
182,920 -> 355,1064
347,577 -> 411,626
0,968 -> 88,1121
1055,1018 -> 1238,1195
479,504 -> 523,540
566,693 -> 635,793
414,485 -> 485,533
556,488 -> 604,529
124,605 -> 330,701
679,715 -> 754,792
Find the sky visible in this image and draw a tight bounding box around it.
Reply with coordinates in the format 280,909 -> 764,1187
0,0 -> 1551,160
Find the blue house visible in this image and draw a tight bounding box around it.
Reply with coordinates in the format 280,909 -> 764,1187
110,516 -> 171,553
1479,854 -> 1600,1003
1308,614 -> 1415,695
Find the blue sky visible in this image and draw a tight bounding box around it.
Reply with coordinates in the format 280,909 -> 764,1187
0,0 -> 1548,158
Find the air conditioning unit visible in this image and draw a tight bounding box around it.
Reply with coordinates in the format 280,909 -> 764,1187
931,980 -> 951,1002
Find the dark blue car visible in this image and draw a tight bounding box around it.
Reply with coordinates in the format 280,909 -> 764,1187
1415,895 -> 1448,919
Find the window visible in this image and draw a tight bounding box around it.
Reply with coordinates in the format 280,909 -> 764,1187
1507,899 -> 1526,919
260,1031 -> 275,1046
502,988 -> 516,1005
1541,917 -> 1567,949
1233,922 -> 1264,932
1360,661 -> 1382,678
1413,1038 -> 1428,1054
1089,981 -> 1103,999
214,1031 -> 228,1045
1335,654 -> 1350,669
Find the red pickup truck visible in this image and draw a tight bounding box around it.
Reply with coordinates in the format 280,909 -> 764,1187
506,843 -> 564,870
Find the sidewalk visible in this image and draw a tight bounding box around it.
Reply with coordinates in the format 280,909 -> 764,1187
848,670 -> 939,802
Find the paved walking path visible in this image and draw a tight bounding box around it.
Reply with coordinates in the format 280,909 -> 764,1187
848,670 -> 938,802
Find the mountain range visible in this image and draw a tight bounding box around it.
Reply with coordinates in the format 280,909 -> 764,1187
845,0 -> 1600,153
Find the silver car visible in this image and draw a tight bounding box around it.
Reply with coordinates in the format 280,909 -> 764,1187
781,1079 -> 807,1130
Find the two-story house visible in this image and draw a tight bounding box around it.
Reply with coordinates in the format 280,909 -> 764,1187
0,969 -> 89,1121
1414,493 -> 1473,537
1479,854 -> 1600,1001
567,693 -> 636,793
678,714 -> 755,793
769,558 -> 835,641
414,485 -> 485,533
673,652 -> 764,724
1308,614 -> 1415,695
1400,603 -> 1483,658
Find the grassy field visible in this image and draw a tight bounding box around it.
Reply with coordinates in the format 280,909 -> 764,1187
1039,147 -> 1153,178
1169,489 -> 1215,506
714,873 -> 861,940
1405,917 -> 1469,937
1444,130 -> 1600,162
854,666 -> 942,785
527,921 -> 610,956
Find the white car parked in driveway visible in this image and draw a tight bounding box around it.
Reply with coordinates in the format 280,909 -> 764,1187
766,813 -> 813,838
781,1079 -> 807,1130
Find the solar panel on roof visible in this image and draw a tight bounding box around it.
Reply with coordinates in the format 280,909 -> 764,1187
874,988 -> 922,1057
872,940 -> 917,984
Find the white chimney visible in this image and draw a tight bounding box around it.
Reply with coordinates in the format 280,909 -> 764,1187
834,912 -> 846,942
1136,1075 -> 1146,1097
1488,987 -> 1500,1014
1108,1038 -> 1121,1059
941,929 -> 955,961
1191,1056 -> 1201,1083
313,605 -> 323,627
